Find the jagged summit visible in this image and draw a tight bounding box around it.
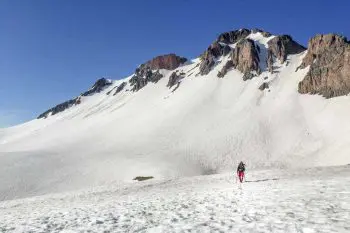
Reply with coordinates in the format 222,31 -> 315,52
200,28 -> 305,78
216,28 -> 272,44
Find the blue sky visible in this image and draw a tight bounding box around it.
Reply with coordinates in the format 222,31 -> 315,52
0,0 -> 349,127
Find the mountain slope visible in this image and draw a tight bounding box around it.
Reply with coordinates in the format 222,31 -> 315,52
1,29 -> 350,200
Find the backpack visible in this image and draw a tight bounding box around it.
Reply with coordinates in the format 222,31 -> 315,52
238,163 -> 245,172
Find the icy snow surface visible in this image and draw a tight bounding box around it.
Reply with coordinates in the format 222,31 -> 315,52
1,166 -> 350,232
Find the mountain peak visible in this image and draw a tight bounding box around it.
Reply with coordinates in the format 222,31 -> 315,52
144,53 -> 188,71
216,28 -> 272,44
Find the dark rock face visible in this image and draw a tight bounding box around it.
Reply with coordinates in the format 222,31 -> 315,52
242,72 -> 256,81
114,82 -> 127,96
267,35 -> 306,71
259,82 -> 269,90
81,78 -> 112,96
217,28 -> 271,44
298,34 -> 350,98
217,29 -> 251,44
146,54 -> 187,70
37,78 -> 112,119
199,42 -> 232,75
106,82 -> 127,96
266,51 -> 274,73
129,64 -> 164,91
167,72 -> 184,88
129,54 -> 187,91
199,55 -> 215,75
37,99 -> 78,119
199,28 -> 272,76
217,60 -> 234,78
232,39 -> 261,80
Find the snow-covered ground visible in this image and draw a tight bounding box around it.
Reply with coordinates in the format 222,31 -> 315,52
1,166 -> 350,232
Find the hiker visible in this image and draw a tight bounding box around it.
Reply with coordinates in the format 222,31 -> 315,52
237,161 -> 245,183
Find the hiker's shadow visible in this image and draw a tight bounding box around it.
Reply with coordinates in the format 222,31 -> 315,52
245,178 -> 279,183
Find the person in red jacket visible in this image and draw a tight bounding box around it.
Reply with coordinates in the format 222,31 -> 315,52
237,161 -> 246,183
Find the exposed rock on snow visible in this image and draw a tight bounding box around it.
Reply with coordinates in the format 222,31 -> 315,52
37,98 -> 79,119
259,82 -> 269,91
129,65 -> 163,91
37,78 -> 112,119
199,42 -> 231,75
167,71 -> 184,88
129,54 -> 187,91
298,34 -> 350,98
268,35 -> 306,63
217,60 -> 234,78
216,28 -> 251,44
146,54 -> 187,71
199,28 -> 271,76
81,78 -> 112,97
113,82 -> 127,96
217,28 -> 271,44
232,39 -> 261,80
267,35 -> 306,72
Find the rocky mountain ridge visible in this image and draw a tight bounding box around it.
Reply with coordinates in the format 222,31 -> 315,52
38,78 -> 112,119
37,28 -> 349,119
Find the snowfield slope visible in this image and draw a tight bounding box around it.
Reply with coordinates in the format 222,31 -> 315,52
1,31 -> 350,201
1,166 -> 350,232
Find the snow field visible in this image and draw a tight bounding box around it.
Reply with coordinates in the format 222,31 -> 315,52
1,166 -> 349,232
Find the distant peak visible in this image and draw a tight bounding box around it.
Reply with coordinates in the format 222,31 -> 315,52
216,28 -> 272,44
144,53 -> 188,71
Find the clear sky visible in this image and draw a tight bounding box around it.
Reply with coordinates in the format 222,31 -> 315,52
0,0 -> 349,127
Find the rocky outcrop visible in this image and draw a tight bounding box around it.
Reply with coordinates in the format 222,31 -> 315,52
267,35 -> 306,72
266,51 -> 274,73
217,28 -> 271,44
167,72 -> 184,88
199,28 -> 273,76
217,29 -> 251,44
113,82 -> 127,96
167,71 -> 185,92
37,99 -> 79,119
298,34 -> 350,98
232,39 -> 261,80
217,60 -> 234,78
38,78 -> 112,119
129,64 -> 163,91
129,54 -> 187,91
259,82 -> 269,91
146,54 -> 187,70
199,42 -> 231,75
81,78 -> 112,96
199,54 -> 215,75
